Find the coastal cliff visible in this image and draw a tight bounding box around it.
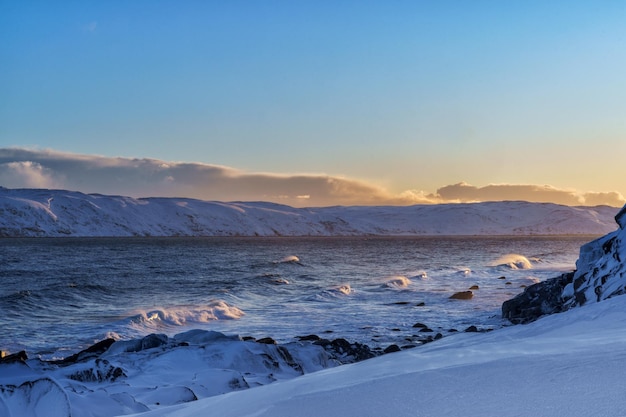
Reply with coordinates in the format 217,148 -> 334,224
503,205 -> 626,323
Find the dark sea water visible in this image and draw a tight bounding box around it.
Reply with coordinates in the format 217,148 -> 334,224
0,236 -> 594,359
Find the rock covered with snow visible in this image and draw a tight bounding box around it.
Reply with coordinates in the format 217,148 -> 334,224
562,205 -> 626,307
0,187 -> 619,237
503,204 -> 626,323
0,330 -> 381,417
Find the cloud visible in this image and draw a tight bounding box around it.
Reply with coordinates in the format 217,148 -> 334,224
436,182 -> 625,207
0,148 -> 424,207
0,161 -> 63,189
0,148 -> 623,207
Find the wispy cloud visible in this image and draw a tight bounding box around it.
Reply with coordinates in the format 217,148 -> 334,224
0,148 -> 623,207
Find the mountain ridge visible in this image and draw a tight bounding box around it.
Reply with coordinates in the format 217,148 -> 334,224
0,187 -> 619,237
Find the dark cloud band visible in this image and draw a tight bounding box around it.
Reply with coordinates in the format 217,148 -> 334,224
0,148 -> 623,207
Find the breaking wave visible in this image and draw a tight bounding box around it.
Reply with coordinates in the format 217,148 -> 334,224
384,276 -> 412,289
492,254 -> 533,270
410,271 -> 429,280
125,300 -> 245,330
276,255 -> 300,264
330,284 -> 352,296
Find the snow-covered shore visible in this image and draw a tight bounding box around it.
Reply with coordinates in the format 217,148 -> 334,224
136,295 -> 626,417
4,294 -> 626,417
0,187 -> 618,237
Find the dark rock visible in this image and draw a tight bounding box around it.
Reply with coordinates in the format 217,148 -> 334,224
573,275 -> 587,290
434,333 -> 443,340
415,302 -> 426,306
498,276 -> 506,280
412,322 -> 428,328
276,346 -> 303,374
68,358 -> 126,382
111,333 -> 170,353
296,334 -> 320,341
464,325 -> 479,333
141,334 -> 169,350
0,350 -> 27,364
501,272 -> 574,324
256,337 -> 277,345
419,327 -> 433,333
314,338 -> 377,362
469,285 -> 480,290
383,344 -> 401,354
53,338 -> 115,365
449,291 -> 473,300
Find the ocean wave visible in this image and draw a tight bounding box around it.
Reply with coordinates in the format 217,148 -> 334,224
491,254 -> 533,270
409,271 -> 429,280
456,267 -> 472,276
383,276 -> 412,289
330,284 -> 352,296
275,255 -> 301,264
125,300 -> 245,329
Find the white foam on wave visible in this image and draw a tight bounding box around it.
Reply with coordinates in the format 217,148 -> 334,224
330,284 -> 352,296
127,300 -> 245,329
384,276 -> 412,289
492,254 -> 533,270
410,271 -> 429,280
450,267 -> 472,276
275,255 -> 301,264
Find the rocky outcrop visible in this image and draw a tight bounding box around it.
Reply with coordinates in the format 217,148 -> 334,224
503,204 -> 626,323
561,222 -> 626,308
502,272 -> 573,323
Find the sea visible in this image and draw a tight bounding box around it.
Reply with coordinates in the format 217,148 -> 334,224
0,236 -> 595,359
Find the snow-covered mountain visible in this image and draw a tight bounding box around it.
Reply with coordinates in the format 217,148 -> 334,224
0,187 -> 619,237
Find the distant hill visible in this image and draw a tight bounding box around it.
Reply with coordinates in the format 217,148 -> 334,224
0,187 -> 619,237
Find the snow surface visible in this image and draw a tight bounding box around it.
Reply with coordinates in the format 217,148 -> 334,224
132,295 -> 626,417
0,187 -> 619,236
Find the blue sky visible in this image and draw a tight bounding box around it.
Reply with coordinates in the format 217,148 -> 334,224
1,1 -> 625,206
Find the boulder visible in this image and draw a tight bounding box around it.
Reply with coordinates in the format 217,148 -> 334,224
0,350 -> 27,364
449,291 -> 473,300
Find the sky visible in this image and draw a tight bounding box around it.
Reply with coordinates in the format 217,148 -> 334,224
1,1 -> 625,207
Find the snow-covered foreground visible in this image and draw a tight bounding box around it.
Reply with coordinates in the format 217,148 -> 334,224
0,187 -> 619,236
137,296 -> 626,417
3,296 -> 626,417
